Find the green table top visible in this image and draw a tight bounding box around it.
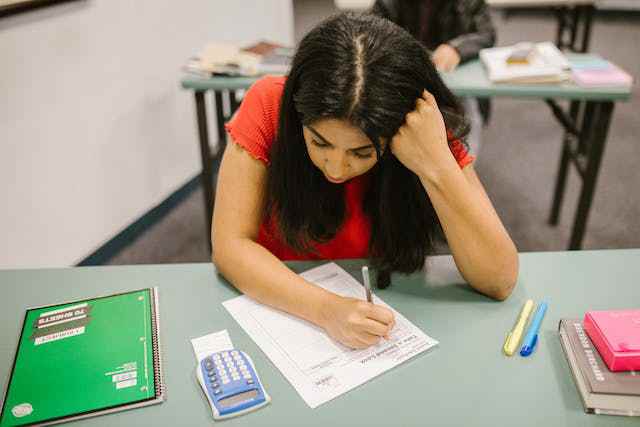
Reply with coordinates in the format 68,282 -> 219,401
1,250 -> 639,426
181,54 -> 631,102
441,55 -> 631,101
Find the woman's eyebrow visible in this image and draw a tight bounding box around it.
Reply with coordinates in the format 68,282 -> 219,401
351,145 -> 374,152
307,126 -> 333,146
307,125 -> 374,151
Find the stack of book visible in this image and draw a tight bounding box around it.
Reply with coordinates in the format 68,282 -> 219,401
558,316 -> 640,417
570,55 -> 633,88
480,42 -> 633,88
479,42 -> 571,84
183,40 -> 293,77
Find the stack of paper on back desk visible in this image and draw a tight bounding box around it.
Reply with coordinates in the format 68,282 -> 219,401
480,41 -> 571,83
480,42 -> 634,87
184,41 -> 292,77
223,263 -> 438,408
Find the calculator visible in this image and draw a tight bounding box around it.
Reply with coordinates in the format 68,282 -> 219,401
196,349 -> 270,420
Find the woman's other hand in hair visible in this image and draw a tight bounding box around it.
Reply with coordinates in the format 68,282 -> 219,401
431,44 -> 460,72
319,293 -> 395,349
391,90 -> 460,183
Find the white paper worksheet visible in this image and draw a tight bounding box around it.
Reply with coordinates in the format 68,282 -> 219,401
222,262 -> 438,408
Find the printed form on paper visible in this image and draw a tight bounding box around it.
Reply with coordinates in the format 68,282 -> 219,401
222,262 -> 438,408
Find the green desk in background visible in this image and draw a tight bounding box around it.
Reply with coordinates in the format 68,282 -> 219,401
180,54 -> 631,252
1,250 -> 639,426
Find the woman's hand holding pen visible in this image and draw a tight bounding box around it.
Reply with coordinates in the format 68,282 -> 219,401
390,90 -> 460,185
319,294 -> 395,349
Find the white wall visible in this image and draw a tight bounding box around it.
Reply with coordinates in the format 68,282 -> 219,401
0,0 -> 293,268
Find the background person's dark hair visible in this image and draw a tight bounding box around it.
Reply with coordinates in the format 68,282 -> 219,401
266,12 -> 469,287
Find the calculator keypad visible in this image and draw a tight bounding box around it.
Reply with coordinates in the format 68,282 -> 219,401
198,349 -> 271,419
204,350 -> 257,397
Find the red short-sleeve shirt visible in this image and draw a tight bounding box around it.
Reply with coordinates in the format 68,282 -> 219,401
225,75 -> 474,260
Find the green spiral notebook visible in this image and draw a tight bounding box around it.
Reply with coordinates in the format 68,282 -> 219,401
0,288 -> 164,426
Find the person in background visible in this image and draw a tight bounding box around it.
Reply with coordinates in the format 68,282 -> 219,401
213,13 -> 517,351
371,0 -> 496,155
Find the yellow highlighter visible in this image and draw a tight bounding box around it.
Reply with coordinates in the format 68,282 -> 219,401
503,299 -> 534,356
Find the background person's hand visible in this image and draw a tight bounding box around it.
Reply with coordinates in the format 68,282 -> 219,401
390,90 -> 459,182
320,294 -> 395,349
431,44 -> 461,72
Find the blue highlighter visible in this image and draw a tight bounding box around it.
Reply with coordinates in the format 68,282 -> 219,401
520,302 -> 548,357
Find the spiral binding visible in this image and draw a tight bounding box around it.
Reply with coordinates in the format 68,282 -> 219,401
149,287 -> 165,399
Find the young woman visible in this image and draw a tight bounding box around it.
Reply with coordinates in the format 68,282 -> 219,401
212,13 -> 518,350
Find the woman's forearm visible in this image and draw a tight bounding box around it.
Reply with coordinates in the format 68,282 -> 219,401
419,165 -> 518,300
212,237 -> 335,326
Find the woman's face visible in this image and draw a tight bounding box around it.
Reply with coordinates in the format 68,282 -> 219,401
302,118 -> 382,184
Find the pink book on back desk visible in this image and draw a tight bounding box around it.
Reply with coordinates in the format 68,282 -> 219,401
572,64 -> 633,87
583,310 -> 640,372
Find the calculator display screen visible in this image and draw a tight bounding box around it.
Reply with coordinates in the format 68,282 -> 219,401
219,390 -> 258,408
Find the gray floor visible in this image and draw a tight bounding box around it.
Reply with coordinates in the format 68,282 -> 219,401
107,7 -> 640,266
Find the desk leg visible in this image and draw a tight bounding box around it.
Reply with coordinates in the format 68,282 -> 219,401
569,7 -> 580,50
555,5 -> 594,53
580,5 -> 595,53
549,100 -> 582,225
568,101 -> 614,250
230,90 -> 240,115
555,7 -> 569,50
215,91 -> 227,157
195,91 -> 214,252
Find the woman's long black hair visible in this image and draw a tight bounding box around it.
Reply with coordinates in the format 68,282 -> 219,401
266,12 -> 469,287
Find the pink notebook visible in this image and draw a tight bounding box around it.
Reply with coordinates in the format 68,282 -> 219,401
583,310 -> 640,372
572,64 -> 633,87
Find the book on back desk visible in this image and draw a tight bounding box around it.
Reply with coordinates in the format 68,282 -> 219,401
558,319 -> 640,417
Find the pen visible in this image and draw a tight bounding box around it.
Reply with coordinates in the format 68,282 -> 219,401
520,302 -> 548,357
503,299 -> 534,356
361,266 -> 373,303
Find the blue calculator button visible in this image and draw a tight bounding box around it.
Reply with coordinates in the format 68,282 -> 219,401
213,389 -> 222,395
247,379 -> 254,385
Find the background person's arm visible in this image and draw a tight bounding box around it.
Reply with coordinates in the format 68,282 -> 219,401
447,0 -> 496,63
212,142 -> 394,348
